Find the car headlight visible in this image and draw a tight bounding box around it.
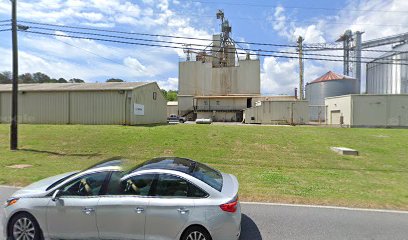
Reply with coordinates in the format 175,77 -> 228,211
4,198 -> 19,207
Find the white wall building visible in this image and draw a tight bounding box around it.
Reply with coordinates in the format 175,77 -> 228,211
325,94 -> 408,127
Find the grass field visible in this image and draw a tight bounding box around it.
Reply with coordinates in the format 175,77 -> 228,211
0,124 -> 407,210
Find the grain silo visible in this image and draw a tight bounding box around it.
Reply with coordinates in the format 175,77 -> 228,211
305,71 -> 359,122
366,43 -> 408,94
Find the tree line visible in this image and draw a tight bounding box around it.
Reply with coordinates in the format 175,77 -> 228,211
0,71 -> 87,84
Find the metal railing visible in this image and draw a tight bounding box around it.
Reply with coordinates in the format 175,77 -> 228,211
194,105 -> 245,112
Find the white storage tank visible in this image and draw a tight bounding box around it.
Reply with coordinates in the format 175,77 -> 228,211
306,71 -> 359,122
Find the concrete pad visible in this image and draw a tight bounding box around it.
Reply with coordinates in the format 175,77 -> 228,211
330,147 -> 359,156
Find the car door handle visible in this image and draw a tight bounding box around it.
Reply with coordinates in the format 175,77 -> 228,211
82,207 -> 95,215
177,208 -> 190,215
134,207 -> 144,213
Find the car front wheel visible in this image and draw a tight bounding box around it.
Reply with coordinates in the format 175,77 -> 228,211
9,213 -> 42,240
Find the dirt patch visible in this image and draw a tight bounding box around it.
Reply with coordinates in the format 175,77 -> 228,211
6,164 -> 33,169
163,149 -> 174,155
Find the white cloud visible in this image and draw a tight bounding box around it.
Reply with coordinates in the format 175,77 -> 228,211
157,77 -> 178,90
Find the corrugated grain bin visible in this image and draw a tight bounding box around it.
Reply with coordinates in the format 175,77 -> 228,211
366,43 -> 408,94
306,71 -> 358,122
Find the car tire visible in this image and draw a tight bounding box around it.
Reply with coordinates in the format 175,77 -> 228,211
8,213 -> 42,240
181,226 -> 212,240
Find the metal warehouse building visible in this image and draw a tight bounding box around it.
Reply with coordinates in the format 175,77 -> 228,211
325,94 -> 408,128
0,82 -> 167,125
244,100 -> 309,125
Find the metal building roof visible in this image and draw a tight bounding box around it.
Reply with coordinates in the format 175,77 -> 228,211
310,71 -> 355,84
0,82 -> 152,92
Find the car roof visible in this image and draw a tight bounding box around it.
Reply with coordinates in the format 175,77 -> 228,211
130,157 -> 197,174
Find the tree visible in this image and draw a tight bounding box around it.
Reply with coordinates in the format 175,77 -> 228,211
166,90 -> 178,101
161,89 -> 178,101
32,72 -> 51,83
69,78 -> 85,83
106,78 -> 125,82
19,73 -> 34,83
0,71 -> 11,84
57,78 -> 68,83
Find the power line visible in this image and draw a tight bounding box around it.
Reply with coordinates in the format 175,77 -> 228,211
23,25 -> 392,61
190,0 -> 408,13
17,20 -> 298,48
0,19 -> 11,22
19,20 -> 408,54
0,29 -> 11,32
21,29 -> 408,66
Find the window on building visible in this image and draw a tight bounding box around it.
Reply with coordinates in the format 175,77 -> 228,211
216,101 -> 220,105
204,100 -> 208,105
153,92 -> 157,100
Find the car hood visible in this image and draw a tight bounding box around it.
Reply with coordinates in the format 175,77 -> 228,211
12,171 -> 79,198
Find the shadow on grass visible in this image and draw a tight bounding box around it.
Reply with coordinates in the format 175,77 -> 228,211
240,214 -> 262,240
18,149 -> 101,158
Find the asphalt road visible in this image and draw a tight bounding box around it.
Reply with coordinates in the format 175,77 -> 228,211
1,186 -> 408,240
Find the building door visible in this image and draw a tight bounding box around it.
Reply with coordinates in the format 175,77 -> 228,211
247,98 -> 252,108
330,110 -> 341,125
236,111 -> 243,122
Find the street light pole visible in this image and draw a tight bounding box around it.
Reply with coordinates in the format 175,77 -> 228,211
10,0 -> 18,150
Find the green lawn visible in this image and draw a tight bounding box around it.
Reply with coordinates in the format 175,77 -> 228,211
1,124 -> 407,210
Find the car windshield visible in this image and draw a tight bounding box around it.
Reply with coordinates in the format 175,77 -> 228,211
45,172 -> 78,191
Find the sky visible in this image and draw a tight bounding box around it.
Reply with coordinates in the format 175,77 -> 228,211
0,0 -> 407,95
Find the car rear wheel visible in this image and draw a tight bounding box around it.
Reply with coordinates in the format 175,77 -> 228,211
9,213 -> 42,240
181,226 -> 212,240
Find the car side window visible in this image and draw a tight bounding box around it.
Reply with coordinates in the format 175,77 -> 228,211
155,174 -> 208,198
155,174 -> 188,197
188,182 -> 208,198
59,172 -> 108,197
106,172 -> 155,196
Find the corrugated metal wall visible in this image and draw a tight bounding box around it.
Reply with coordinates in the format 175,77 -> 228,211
69,91 -> 127,125
367,53 -> 408,94
244,101 -> 309,125
0,85 -> 166,125
0,92 -> 70,124
130,83 -> 167,125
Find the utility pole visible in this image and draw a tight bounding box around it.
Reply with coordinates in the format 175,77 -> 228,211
297,36 -> 304,100
10,0 -> 18,150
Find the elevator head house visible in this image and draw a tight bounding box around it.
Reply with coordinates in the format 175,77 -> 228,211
0,82 -> 167,125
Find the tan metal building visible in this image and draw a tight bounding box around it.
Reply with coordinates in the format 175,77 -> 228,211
0,82 -> 167,125
177,11 -> 261,121
167,101 -> 178,116
325,94 -> 408,127
244,100 -> 309,125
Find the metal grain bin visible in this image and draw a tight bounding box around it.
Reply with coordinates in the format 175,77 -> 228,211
366,44 -> 408,94
306,71 -> 358,122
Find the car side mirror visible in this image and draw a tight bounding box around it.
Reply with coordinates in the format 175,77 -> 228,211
51,190 -> 61,202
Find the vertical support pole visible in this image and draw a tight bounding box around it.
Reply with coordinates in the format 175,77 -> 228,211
354,31 -> 363,94
10,0 -> 18,150
297,36 -> 304,100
